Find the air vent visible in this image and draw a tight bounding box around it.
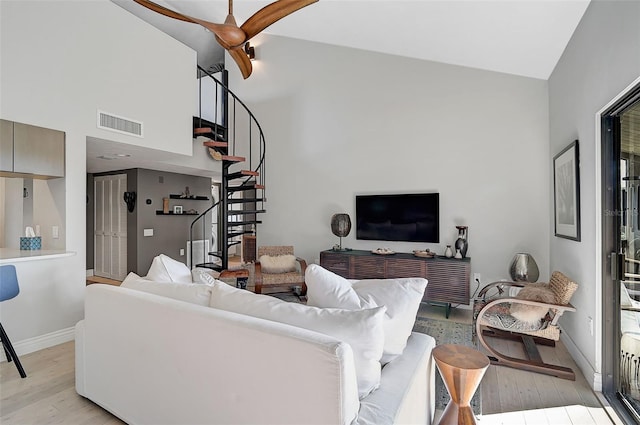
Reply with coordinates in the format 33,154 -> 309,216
97,110 -> 143,138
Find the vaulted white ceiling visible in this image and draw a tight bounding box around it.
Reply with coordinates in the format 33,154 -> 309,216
113,0 -> 591,80
92,0 -> 591,175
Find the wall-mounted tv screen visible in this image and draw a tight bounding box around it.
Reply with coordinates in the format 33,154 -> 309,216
356,193 -> 439,243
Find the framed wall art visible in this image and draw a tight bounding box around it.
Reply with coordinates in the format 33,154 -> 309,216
553,140 -> 580,241
173,205 -> 183,215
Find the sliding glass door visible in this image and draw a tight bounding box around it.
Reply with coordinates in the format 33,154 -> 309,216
602,86 -> 640,424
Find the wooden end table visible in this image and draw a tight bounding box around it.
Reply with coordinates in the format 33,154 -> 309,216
432,344 -> 490,425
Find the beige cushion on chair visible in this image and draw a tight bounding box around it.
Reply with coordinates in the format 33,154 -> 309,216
509,286 -> 556,324
259,254 -> 297,274
548,271 -> 578,304
262,271 -> 305,285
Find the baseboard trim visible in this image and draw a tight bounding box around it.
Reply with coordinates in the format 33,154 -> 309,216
0,327 -> 75,362
86,269 -> 94,277
561,328 -> 601,391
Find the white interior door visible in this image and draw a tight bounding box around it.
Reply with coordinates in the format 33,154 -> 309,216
94,174 -> 127,280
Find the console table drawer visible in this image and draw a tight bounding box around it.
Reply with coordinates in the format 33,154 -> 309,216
319,251 -> 349,278
353,257 -> 385,279
386,258 -> 426,278
426,261 -> 470,304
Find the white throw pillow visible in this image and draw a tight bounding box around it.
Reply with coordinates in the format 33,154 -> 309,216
121,272 -> 212,306
305,264 -> 427,364
259,254 -> 297,274
146,254 -> 193,283
209,281 -> 385,399
192,268 -> 219,285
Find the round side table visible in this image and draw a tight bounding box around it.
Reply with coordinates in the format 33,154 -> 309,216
432,344 -> 490,425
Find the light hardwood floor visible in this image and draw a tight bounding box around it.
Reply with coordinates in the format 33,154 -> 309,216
0,341 -> 123,424
418,304 -> 621,424
0,304 -> 620,424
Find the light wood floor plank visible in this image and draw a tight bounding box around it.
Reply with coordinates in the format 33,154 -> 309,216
543,405 -> 572,424
566,404 -> 600,424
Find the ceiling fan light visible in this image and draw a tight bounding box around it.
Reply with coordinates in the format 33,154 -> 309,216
244,42 -> 255,61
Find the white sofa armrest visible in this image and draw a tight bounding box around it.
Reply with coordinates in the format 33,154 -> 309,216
356,332 -> 436,425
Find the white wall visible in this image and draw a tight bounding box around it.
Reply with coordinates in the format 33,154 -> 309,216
228,34 -> 551,296
0,1 -> 195,347
549,0 -> 640,389
34,179 -> 66,250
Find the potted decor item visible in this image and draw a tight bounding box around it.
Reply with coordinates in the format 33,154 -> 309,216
444,245 -> 453,258
455,226 -> 468,258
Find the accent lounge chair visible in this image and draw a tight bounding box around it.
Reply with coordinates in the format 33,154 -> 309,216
254,245 -> 307,295
473,271 -> 578,380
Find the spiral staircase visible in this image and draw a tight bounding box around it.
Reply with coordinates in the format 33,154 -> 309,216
189,66 -> 265,271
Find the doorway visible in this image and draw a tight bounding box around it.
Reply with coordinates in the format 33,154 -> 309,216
94,174 -> 127,280
602,82 -> 640,424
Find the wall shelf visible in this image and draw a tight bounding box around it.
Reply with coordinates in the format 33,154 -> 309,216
156,211 -> 199,216
169,194 -> 209,201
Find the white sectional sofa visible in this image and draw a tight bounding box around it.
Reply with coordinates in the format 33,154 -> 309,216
75,271 -> 436,425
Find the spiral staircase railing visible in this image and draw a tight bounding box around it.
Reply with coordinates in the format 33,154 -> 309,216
189,66 -> 266,271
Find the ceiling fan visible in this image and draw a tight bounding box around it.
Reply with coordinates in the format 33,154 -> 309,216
132,0 -> 318,79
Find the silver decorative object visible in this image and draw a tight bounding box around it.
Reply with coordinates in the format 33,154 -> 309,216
331,213 -> 351,251
509,253 -> 539,282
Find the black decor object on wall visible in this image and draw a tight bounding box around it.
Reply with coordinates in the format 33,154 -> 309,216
123,191 -> 136,213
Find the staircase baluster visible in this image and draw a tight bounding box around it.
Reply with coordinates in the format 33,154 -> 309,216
190,66 -> 266,271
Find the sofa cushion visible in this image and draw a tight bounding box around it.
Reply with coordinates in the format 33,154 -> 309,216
209,281 -> 385,399
146,254 -> 192,283
120,272 -> 212,306
305,264 -> 427,364
259,254 -> 297,274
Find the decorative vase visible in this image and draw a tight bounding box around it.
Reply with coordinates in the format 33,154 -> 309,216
162,197 -> 169,214
454,249 -> 462,259
454,226 -> 468,258
444,245 -> 453,258
509,253 -> 539,282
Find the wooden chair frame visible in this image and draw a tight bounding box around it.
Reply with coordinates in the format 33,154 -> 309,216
474,280 -> 576,380
254,246 -> 307,295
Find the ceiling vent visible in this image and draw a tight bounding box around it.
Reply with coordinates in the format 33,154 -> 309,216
97,110 -> 143,138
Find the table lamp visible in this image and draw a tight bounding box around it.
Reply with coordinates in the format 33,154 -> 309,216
331,213 -> 351,251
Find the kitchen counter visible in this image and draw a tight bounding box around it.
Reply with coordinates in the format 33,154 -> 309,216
0,248 -> 76,264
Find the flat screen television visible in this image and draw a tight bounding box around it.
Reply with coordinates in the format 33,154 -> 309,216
356,193 -> 439,243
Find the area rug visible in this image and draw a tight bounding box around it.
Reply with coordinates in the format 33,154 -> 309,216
412,316 -> 482,414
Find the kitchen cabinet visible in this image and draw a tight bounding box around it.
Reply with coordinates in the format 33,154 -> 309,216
0,119 -> 13,172
0,120 -> 65,178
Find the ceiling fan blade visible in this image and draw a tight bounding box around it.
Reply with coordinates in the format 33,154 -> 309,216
227,45 -> 253,79
133,0 -> 246,48
240,0 -> 318,42
132,0 -> 197,24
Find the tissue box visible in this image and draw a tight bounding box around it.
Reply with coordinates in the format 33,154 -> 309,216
20,236 -> 41,250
